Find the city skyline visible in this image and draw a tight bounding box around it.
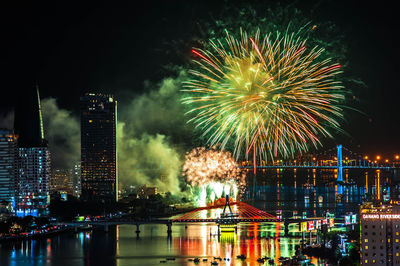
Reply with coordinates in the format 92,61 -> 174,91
1,1 -> 400,265
0,0 -> 399,157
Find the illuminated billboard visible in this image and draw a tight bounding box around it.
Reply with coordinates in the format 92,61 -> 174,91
329,218 -> 335,227
362,214 -> 400,219
351,214 -> 357,224
300,222 -> 307,232
315,220 -> 321,229
308,221 -> 314,231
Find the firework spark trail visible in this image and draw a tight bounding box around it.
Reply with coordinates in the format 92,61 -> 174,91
182,147 -> 246,188
182,28 -> 345,162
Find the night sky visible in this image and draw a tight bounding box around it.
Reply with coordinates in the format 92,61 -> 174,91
1,0 -> 399,157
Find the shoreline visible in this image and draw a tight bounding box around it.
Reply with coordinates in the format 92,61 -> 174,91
0,225 -> 92,242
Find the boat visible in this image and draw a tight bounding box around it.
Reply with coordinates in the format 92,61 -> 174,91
236,254 -> 246,260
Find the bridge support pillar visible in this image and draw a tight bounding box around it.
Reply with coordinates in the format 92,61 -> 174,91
284,220 -> 289,237
135,223 -> 140,238
104,224 -> 109,232
167,223 -> 172,238
74,225 -> 78,233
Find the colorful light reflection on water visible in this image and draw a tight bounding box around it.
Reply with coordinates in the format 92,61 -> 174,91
1,223 -> 323,266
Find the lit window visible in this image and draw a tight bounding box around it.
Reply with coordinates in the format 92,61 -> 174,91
365,260 -> 368,263
365,239 -> 368,243
397,239 -> 399,243
365,246 -> 369,250
397,253 -> 399,257
397,232 -> 399,236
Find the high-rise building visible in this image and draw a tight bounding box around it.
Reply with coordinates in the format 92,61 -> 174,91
80,93 -> 118,203
50,169 -> 74,195
73,163 -> 81,198
17,147 -> 50,216
0,130 -> 18,209
14,86 -> 50,216
360,202 -> 400,265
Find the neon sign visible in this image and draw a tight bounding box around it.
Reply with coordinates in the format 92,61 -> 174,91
362,214 -> 400,219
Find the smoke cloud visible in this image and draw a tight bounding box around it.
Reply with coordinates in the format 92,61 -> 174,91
117,129 -> 182,194
0,111 -> 14,129
119,70 -> 193,146
40,71 -> 192,194
117,71 -> 193,193
41,98 -> 80,170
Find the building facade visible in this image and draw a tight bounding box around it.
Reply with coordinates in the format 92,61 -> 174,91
0,130 -> 18,208
50,169 -> 74,195
73,163 -> 81,198
80,93 -> 118,203
14,86 -> 50,216
16,147 -> 50,216
361,202 -> 400,265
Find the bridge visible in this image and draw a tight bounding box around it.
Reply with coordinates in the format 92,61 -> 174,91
172,196 -> 279,223
61,198 -> 317,237
240,145 -> 399,182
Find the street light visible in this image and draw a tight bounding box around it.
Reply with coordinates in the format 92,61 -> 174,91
376,155 -> 381,160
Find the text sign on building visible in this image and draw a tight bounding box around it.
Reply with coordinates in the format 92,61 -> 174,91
362,214 -> 400,219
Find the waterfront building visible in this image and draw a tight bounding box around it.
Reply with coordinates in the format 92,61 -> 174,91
360,202 -> 400,265
50,169 -> 74,195
17,147 -> 50,216
80,93 -> 118,203
0,130 -> 18,208
14,86 -> 50,216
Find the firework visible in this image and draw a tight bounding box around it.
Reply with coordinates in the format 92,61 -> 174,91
183,147 -> 245,205
182,29 -> 345,162
183,147 -> 245,186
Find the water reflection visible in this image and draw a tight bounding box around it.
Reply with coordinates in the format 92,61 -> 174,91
246,168 -> 393,218
1,223 -> 324,266
1,168 -> 396,266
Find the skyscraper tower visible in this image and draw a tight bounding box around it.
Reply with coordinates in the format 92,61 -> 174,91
0,129 -> 18,209
80,93 -> 118,203
14,86 -> 50,216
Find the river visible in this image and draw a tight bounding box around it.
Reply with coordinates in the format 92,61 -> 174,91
1,168 -> 397,266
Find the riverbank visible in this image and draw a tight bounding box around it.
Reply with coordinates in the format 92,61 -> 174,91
0,224 -> 92,242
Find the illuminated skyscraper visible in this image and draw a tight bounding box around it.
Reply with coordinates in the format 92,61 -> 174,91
80,93 -> 118,203
17,146 -> 50,216
14,86 -> 50,216
361,203 -> 400,265
0,129 -> 18,208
